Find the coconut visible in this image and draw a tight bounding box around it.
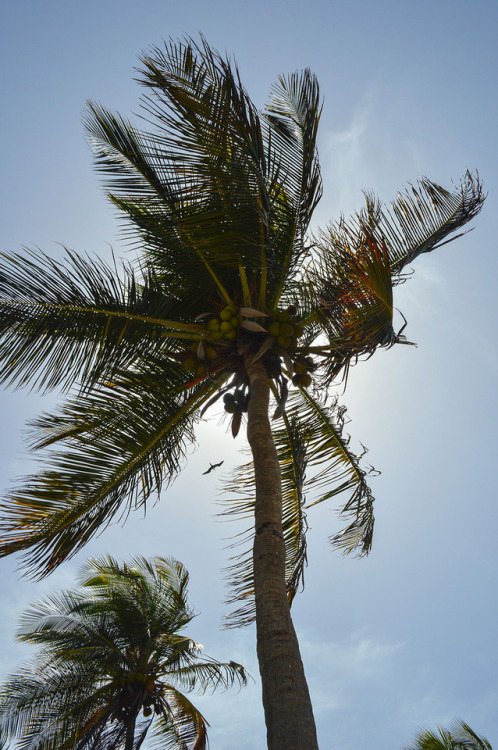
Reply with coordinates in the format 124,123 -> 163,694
207,318 -> 220,331
183,358 -> 197,372
205,345 -> 218,360
277,335 -> 291,349
278,310 -> 292,323
280,322 -> 295,338
219,307 -> 233,321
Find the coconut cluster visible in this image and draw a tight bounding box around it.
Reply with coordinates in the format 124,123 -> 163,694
267,309 -> 304,351
206,302 -> 241,341
182,341 -> 219,376
114,672 -> 155,690
181,302 -> 316,394
223,388 -> 249,414
111,671 -> 160,721
291,356 -> 315,388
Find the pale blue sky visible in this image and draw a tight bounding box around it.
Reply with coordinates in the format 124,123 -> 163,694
1,2 -> 497,748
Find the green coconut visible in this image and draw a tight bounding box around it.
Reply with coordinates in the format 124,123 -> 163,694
277,335 -> 291,349
205,345 -> 218,360
207,318 -> 220,331
280,322 -> 295,338
219,307 -> 233,321
183,357 -> 197,372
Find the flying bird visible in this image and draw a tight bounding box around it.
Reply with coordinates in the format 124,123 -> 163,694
202,461 -> 224,475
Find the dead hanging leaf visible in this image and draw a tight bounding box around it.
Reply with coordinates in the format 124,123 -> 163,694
194,312 -> 211,321
251,335 -> 276,364
281,349 -> 294,377
272,379 -> 288,420
231,410 -> 242,438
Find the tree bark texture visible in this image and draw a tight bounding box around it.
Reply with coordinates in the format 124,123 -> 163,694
245,355 -> 319,750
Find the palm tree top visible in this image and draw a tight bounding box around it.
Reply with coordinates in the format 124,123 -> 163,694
0,555 -> 249,750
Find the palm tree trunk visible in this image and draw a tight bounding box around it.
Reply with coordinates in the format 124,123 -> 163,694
124,714 -> 136,750
245,354 -> 319,750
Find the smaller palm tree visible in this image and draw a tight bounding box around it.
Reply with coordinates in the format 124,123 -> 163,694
0,556 -> 249,750
406,720 -> 492,750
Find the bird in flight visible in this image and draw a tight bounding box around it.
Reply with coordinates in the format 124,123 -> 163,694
202,461 -> 224,475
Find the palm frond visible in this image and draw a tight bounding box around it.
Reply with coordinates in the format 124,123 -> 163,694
86,38 -> 272,297
405,719 -> 492,750
151,686 -> 209,750
163,658 -> 249,696
0,247 -> 201,393
265,68 -> 322,304
220,388 -> 375,626
293,388 -> 375,555
312,232 -> 397,385
86,39 -> 326,313
0,373 -> 221,577
320,171 -> 484,279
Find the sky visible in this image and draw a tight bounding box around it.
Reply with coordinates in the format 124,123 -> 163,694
1,1 -> 497,748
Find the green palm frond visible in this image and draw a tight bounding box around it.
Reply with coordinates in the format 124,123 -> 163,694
87,38 -> 270,291
86,39 -> 325,313
0,374 -> 221,577
86,102 -> 243,308
0,663 -> 117,750
151,687 -> 208,750
265,68 -> 322,304
0,247 -> 202,393
165,659 -> 249,696
405,720 -> 492,750
220,388 -> 374,626
294,388 -> 375,555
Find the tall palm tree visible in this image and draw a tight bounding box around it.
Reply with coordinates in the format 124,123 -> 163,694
0,555 -> 248,749
0,36 -> 484,749
405,720 -> 492,749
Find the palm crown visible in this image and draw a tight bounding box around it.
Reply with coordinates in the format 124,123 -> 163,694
0,555 -> 248,750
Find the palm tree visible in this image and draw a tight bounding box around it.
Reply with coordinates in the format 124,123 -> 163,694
0,555 -> 249,749
405,720 -> 492,749
0,36 -> 484,749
